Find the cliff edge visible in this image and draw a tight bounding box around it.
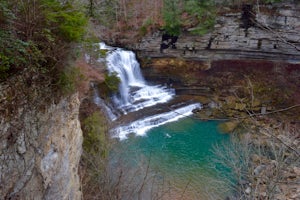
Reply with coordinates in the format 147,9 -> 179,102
0,80 -> 82,199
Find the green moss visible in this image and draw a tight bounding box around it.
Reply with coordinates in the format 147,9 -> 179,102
82,112 -> 109,158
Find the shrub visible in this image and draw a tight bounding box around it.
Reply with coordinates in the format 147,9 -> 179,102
0,0 -> 88,85
104,72 -> 120,93
43,0 -> 88,42
139,18 -> 153,37
162,0 -> 182,36
184,0 -> 216,35
0,30 -> 45,80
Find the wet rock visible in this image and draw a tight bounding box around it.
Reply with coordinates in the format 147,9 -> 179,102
254,165 -> 267,176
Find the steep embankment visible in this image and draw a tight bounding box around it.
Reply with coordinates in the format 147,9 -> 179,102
0,79 -> 82,199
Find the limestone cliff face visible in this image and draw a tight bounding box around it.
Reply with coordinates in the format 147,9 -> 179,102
133,1 -> 300,61
129,1 -> 300,98
0,90 -> 82,200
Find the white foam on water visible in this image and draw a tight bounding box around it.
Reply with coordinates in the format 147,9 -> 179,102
112,103 -> 202,140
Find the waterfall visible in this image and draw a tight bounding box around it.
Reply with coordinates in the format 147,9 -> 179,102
97,43 -> 201,138
101,43 -> 175,114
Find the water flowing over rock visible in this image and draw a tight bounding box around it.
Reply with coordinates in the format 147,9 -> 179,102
96,43 -> 201,139
92,83 -> 119,121
101,43 -> 175,114
112,103 -> 201,140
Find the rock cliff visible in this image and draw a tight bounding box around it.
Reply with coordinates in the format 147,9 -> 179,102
128,1 -> 300,107
0,82 -> 82,200
133,1 -> 300,62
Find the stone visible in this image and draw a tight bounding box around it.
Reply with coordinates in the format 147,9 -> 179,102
261,106 -> 267,114
0,93 -> 82,200
195,96 -> 211,105
254,165 -> 266,176
218,121 -> 239,133
245,186 -> 251,194
16,132 -> 26,154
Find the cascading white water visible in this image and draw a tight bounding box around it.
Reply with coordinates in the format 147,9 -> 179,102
101,43 -> 175,114
92,84 -> 119,121
97,43 -> 201,138
112,103 -> 202,140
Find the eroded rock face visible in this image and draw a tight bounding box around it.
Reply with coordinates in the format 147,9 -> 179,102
0,93 -> 82,200
134,1 -> 300,61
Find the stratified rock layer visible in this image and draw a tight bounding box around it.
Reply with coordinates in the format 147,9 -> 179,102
134,2 -> 300,62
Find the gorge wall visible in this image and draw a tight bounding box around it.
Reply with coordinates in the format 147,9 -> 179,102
106,0 -> 300,126
133,1 -> 300,62
127,1 -> 300,109
0,81 -> 82,200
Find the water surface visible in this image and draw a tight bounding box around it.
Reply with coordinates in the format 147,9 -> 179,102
112,118 -> 231,200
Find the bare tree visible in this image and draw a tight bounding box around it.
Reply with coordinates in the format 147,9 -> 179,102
212,121 -> 300,200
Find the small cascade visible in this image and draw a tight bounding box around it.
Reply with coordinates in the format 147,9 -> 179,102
112,103 -> 202,140
101,43 -> 174,114
92,83 -> 119,121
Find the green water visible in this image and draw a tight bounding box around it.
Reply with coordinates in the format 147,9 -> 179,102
112,118 -> 231,199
